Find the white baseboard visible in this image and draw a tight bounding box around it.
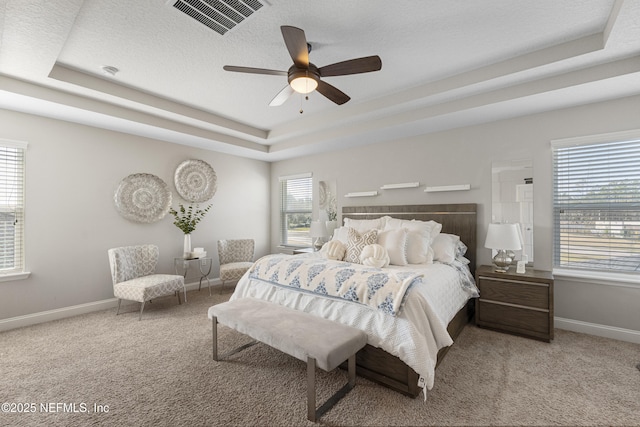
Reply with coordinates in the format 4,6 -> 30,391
0,279 -> 222,333
555,317 -> 640,344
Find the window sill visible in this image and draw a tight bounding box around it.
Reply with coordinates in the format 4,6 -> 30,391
552,268 -> 640,289
0,271 -> 31,282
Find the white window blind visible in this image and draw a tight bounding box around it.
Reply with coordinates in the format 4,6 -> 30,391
0,139 -> 27,275
552,134 -> 640,273
279,173 -> 312,247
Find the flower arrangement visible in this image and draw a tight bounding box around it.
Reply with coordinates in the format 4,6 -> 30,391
325,193 -> 337,222
169,203 -> 211,234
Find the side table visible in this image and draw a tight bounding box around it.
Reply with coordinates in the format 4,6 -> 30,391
475,264 -> 554,342
174,257 -> 213,296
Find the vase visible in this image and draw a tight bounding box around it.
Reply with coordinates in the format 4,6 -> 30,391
183,234 -> 192,258
325,221 -> 338,239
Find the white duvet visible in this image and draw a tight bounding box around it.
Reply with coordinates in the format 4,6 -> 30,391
230,254 -> 477,392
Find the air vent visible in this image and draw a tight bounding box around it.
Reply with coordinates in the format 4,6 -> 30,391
172,0 -> 264,36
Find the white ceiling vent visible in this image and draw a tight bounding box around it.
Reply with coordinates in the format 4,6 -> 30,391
171,0 -> 265,35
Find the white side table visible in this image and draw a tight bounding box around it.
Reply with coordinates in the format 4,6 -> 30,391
174,257 -> 213,295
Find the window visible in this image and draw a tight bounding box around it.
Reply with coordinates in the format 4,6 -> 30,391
279,173 -> 312,247
552,131 -> 640,274
0,139 -> 27,278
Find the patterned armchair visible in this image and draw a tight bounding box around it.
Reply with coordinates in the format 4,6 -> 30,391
108,244 -> 186,320
218,239 -> 255,286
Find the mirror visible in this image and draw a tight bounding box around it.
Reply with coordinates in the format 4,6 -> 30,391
491,159 -> 533,264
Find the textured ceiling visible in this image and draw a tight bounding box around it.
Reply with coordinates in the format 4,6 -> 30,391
1,0 -> 639,161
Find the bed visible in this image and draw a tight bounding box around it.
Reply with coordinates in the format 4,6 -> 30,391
230,203 -> 478,398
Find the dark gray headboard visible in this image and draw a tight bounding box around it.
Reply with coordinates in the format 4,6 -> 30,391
342,204 -> 477,274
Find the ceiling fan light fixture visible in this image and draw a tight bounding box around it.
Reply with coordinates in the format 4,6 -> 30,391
290,76 -> 318,94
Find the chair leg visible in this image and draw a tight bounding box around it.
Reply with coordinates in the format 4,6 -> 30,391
139,301 -> 145,321
116,299 -> 122,316
177,290 -> 182,305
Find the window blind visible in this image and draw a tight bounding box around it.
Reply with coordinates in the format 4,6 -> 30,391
552,136 -> 640,273
0,139 -> 27,274
279,173 -> 312,246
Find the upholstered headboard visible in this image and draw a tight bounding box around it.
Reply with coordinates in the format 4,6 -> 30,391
342,204 -> 477,274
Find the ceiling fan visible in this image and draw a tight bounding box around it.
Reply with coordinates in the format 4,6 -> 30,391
223,25 -> 382,106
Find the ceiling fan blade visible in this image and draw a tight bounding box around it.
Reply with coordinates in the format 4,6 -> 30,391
269,85 -> 295,106
318,55 -> 382,77
223,65 -> 287,76
315,80 -> 350,105
281,25 -> 309,68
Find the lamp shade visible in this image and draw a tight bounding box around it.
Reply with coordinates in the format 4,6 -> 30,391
309,220 -> 328,238
484,223 -> 522,251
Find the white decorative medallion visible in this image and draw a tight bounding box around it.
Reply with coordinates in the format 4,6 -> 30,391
174,159 -> 217,203
114,173 -> 172,223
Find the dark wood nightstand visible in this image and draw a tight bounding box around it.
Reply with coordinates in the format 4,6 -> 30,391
475,265 -> 554,342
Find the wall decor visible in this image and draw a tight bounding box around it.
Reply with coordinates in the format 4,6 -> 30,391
380,182 -> 420,190
424,184 -> 471,192
114,173 -> 172,223
344,191 -> 378,198
174,159 -> 217,203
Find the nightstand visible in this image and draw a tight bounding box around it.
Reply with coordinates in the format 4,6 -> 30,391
475,265 -> 554,342
292,247 -> 315,255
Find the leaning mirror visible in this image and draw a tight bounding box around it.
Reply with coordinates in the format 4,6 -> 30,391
491,159 -> 533,264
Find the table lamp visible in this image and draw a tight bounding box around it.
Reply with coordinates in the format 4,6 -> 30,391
309,220 -> 328,251
484,223 -> 522,272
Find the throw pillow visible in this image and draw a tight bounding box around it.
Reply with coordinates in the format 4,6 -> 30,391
376,228 -> 408,266
360,244 -> 390,268
345,228 -> 378,264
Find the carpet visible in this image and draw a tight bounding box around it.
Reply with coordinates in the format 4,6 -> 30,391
1,288 -> 639,426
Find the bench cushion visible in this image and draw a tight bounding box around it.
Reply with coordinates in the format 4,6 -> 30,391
209,298 -> 367,371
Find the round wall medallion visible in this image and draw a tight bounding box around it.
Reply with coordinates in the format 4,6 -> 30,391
174,159 -> 217,202
114,173 -> 172,223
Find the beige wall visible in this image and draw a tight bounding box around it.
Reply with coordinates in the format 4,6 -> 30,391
271,94 -> 640,335
0,109 -> 270,321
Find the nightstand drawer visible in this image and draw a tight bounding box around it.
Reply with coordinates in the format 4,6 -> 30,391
478,277 -> 549,310
477,300 -> 550,338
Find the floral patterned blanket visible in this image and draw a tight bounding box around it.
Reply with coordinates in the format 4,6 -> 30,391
247,254 -> 423,316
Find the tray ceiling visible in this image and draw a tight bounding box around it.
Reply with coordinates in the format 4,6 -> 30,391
1,0 -> 639,161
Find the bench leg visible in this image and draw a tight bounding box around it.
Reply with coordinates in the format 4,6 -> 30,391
212,317 -> 258,362
138,301 -> 145,321
212,317 -> 218,361
307,354 -> 357,422
307,357 -> 317,422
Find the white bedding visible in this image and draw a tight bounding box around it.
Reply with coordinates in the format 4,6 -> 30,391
230,253 -> 477,391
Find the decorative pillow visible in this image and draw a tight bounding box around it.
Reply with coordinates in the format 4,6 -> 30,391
376,228 -> 408,266
345,228 -> 378,264
383,217 -> 442,264
343,217 -> 386,233
330,226 -> 349,245
322,239 -> 346,261
431,233 -> 461,264
360,244 -> 390,268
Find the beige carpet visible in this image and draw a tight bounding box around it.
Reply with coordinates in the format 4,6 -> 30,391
1,288 -> 639,427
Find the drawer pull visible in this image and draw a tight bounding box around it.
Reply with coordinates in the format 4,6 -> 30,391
478,276 -> 549,287
480,298 -> 549,313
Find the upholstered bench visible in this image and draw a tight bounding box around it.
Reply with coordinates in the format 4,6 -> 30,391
208,298 -> 367,422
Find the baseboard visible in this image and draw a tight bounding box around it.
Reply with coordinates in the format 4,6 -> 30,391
0,279 -> 222,333
555,317 -> 640,344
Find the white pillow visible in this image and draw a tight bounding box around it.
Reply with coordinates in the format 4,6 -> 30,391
360,244 -> 390,268
343,217 -> 386,233
376,228 -> 408,266
431,233 -> 461,264
384,218 -> 442,264
331,226 -> 350,245
321,240 -> 346,261
345,228 -> 378,264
